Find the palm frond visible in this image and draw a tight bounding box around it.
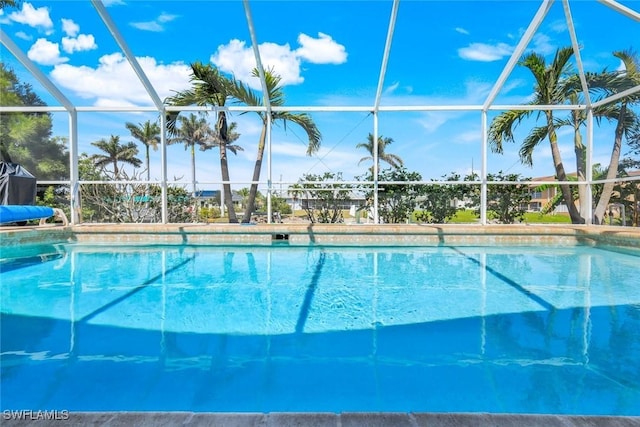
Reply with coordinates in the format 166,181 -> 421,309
519,125 -> 549,166
278,112 -> 322,155
487,109 -> 531,153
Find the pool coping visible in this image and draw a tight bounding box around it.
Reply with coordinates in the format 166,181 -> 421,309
2,411 -> 640,426
2,223 -> 640,249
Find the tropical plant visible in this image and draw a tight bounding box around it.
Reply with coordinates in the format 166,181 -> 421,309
488,47 -> 583,223
225,68 -> 322,223
357,133 -> 404,172
200,120 -> 243,214
416,173 -> 470,223
165,62 -> 239,222
90,134 -> 141,178
236,187 -> 250,210
592,50 -> 640,224
125,120 -> 161,181
0,63 -> 68,180
489,47 -> 640,225
168,113 -> 213,196
270,195 -> 292,215
0,1 -> 18,9
360,167 -> 424,223
297,172 -> 350,223
485,172 -> 532,224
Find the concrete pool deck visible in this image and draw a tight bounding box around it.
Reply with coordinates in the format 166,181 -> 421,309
2,412 -> 640,426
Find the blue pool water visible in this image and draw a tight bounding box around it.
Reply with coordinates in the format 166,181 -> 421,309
1,243 -> 639,415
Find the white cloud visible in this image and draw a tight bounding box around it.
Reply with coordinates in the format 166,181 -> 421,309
455,27 -> 470,35
15,31 -> 31,41
61,18 -> 79,37
529,34 -> 555,56
454,129 -> 482,144
384,82 -> 400,95
130,21 -> 163,32
548,19 -> 567,33
416,112 -> 451,133
103,0 -> 125,5
211,33 -> 346,90
9,2 -> 53,33
458,42 -> 513,62
62,33 -> 97,54
383,81 -> 413,96
130,12 -> 178,32
211,39 -> 302,89
463,80 -> 492,102
295,32 -> 347,64
157,12 -> 178,23
27,38 -> 68,65
49,53 -> 192,106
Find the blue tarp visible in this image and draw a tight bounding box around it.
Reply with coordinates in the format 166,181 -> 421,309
0,205 -> 54,224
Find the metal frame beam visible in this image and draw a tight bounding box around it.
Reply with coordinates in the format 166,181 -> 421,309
90,0 -> 163,109
483,0 -> 554,110
0,29 -> 75,111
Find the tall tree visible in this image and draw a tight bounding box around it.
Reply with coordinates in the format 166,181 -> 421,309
592,50 -> 640,224
165,62 -> 240,222
91,135 -> 142,178
489,47 -> 583,223
201,119 -> 243,207
0,1 -> 19,9
125,120 -> 161,181
357,133 -> 404,171
169,113 -> 212,196
0,63 -> 68,180
226,68 -> 322,223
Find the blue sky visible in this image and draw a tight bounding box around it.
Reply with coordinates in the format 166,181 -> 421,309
1,0 -> 639,191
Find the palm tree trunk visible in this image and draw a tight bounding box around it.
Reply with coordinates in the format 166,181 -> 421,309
191,144 -> 196,196
145,144 -> 151,182
547,113 -> 582,223
241,124 -> 267,223
219,143 -> 238,223
593,103 -> 626,224
573,116 -> 588,222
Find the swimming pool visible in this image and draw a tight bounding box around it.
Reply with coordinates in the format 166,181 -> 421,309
1,239 -> 639,415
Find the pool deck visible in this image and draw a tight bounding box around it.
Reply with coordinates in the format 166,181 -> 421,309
2,412 -> 640,426
2,223 -> 640,249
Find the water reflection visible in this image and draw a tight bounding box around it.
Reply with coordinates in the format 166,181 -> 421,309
1,244 -> 639,414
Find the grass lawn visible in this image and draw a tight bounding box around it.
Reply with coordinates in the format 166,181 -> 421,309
448,210 -> 572,224
210,209 -> 573,224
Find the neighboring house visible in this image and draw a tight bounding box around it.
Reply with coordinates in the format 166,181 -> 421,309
279,190 -> 366,211
527,171 -> 640,217
527,175 -> 563,212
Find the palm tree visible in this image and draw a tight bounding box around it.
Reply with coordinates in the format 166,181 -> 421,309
91,135 -> 142,178
201,120 -> 243,214
592,50 -> 640,224
168,113 -> 213,196
0,1 -> 18,9
165,62 -> 240,222
226,68 -> 322,223
488,47 -> 583,223
125,120 -> 161,182
357,132 -> 404,172
237,187 -> 250,211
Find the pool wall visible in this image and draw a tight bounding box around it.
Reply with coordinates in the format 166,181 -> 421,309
1,224 -> 639,250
